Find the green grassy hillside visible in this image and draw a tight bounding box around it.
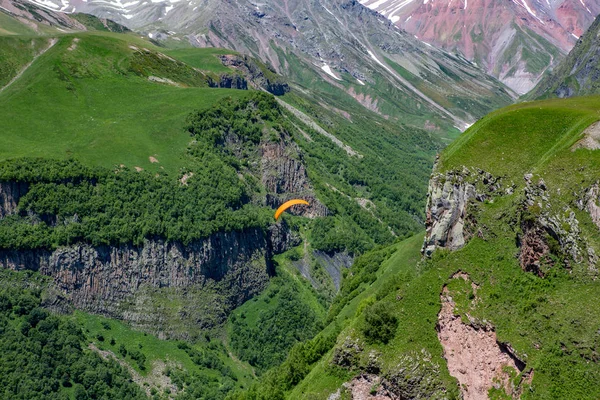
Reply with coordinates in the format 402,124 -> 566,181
229,96 -> 600,399
0,34 -> 248,174
0,12 -> 37,35
433,96 -> 600,398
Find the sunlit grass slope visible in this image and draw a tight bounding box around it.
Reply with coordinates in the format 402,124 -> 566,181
0,33 -> 248,174
425,96 -> 600,398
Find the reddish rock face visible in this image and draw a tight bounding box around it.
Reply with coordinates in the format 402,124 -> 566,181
360,0 -> 600,93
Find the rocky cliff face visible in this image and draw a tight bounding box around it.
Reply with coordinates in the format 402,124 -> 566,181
423,164 -> 598,277
0,154 -> 306,338
261,138 -> 328,218
208,74 -> 248,90
218,55 -> 289,96
519,175 -> 598,276
0,181 -> 28,218
422,166 -> 504,256
0,225 -> 297,337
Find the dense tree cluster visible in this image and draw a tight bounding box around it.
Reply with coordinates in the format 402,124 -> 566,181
362,301 -> 398,344
0,92 -> 431,256
225,328 -> 339,400
229,282 -> 322,373
0,279 -> 145,399
0,159 -> 267,249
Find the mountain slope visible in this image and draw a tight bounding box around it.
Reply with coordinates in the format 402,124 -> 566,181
0,0 -> 128,33
231,95 -> 600,400
0,19 -> 445,341
528,14 -> 600,99
19,0 -> 515,131
0,24 -> 446,397
360,0 -> 600,94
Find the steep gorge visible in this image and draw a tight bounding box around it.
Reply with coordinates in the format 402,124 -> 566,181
0,180 -> 301,338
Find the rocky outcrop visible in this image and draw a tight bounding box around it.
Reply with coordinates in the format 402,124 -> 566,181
0,226 -> 293,337
333,353 -> 449,400
219,55 -> 290,95
207,74 -> 248,90
422,167 -> 504,256
437,274 -> 526,400
0,181 -> 28,218
578,182 -> 600,229
519,175 -> 594,274
343,374 -> 396,399
292,250 -> 353,292
519,221 -> 555,277
261,138 -> 328,218
332,335 -> 449,399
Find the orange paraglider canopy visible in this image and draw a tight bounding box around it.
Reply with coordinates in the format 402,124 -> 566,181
274,199 -> 309,220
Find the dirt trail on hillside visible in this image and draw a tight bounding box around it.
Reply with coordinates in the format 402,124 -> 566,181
0,38 -> 57,94
437,273 -> 523,399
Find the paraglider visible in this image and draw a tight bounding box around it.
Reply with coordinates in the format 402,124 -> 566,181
274,199 -> 309,220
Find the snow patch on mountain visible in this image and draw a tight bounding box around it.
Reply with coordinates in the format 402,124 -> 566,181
321,64 -> 342,81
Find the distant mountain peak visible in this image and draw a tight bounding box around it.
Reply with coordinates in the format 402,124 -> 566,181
360,0 -> 600,93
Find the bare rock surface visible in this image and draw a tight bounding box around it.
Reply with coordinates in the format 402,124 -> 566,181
0,181 -> 28,218
423,167 -> 503,256
344,374 -> 396,400
437,277 -> 522,400
573,121 -> 600,150
580,182 -> 600,229
0,228 -> 283,337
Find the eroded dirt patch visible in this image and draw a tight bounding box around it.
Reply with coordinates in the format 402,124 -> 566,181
437,274 -> 523,399
344,374 -> 395,400
573,121 -> 600,150
347,87 -> 380,114
180,172 -> 194,185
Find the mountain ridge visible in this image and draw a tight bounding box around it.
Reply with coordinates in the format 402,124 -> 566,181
360,0 -> 600,94
528,13 -> 600,99
8,0 -> 515,132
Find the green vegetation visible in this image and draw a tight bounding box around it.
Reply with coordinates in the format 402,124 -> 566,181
228,254 -> 327,373
0,12 -> 37,35
226,234 -> 458,399
0,270 -> 146,400
76,310 -> 255,400
0,157 -> 268,248
230,96 -> 600,399
165,48 -> 240,74
361,301 -> 397,344
0,34 -> 248,173
440,96 -> 600,177
0,36 -> 49,87
9,14 -> 598,400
